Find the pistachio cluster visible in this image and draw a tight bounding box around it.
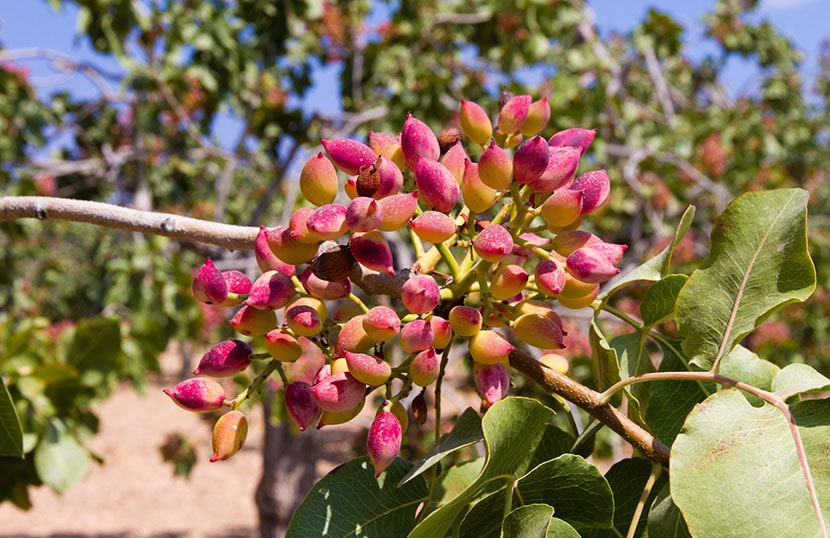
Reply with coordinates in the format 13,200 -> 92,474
165,93 -> 624,473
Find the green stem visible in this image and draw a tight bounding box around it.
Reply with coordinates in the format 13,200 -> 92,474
436,241 -> 461,281
228,359 -> 281,409
408,226 -> 426,260
433,339 -> 454,446
626,462 -> 662,538
348,293 -> 369,313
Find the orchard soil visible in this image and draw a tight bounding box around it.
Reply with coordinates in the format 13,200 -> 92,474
0,347 -> 372,538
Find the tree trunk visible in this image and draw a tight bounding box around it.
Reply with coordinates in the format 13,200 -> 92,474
255,387 -> 321,538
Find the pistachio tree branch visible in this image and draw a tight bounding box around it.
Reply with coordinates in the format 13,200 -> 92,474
0,196 -> 259,251
0,194 -> 671,467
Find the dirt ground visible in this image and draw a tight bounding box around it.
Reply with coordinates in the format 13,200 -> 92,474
0,377 -> 266,538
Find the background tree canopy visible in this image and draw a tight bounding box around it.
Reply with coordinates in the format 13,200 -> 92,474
0,0 -> 827,525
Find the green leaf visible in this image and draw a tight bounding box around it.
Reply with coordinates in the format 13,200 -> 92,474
640,274 -> 688,327
503,504 -> 555,538
0,376 -> 24,458
545,518 -> 581,538
410,397 -> 555,538
590,319 -> 621,405
675,189 -> 815,370
459,454 -> 614,537
718,345 -> 780,406
645,343 -> 711,446
286,456 -> 428,537
399,407 -> 482,486
66,316 -> 122,374
582,458 -> 667,537
33,419 -> 90,494
600,205 -> 695,299
527,425 -> 575,470
772,363 -> 830,402
611,331 -> 653,419
430,459 -> 484,510
647,482 -> 691,538
671,390 -> 830,537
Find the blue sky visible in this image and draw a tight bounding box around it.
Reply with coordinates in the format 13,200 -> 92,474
0,0 -> 827,136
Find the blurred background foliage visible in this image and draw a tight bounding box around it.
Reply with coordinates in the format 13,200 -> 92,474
0,0 -> 827,523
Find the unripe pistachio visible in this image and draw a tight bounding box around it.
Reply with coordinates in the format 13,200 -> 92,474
245,270 -> 295,310
473,361 -> 511,407
367,411 -> 402,477
344,176 -> 358,199
344,351 -> 391,386
490,264 -> 529,300
284,382 -> 320,431
548,128 -> 596,156
461,159 -> 499,214
566,246 -> 621,284
478,140 -> 513,190
193,339 -> 253,377
469,330 -> 514,365
307,203 -> 349,241
515,299 -> 563,325
410,211 -> 457,244
346,197 -> 384,232
210,410 -> 248,462
540,189 -> 584,229
473,224 -> 514,263
459,99 -> 493,146
217,270 -> 252,307
335,314 -> 375,355
164,377 -> 226,413
560,272 -> 599,299
440,141 -> 468,185
288,207 -> 319,244
368,131 -> 405,170
310,371 -> 367,414
299,269 -> 351,300
362,306 -> 401,342
373,157 -> 405,198
255,227 -> 295,276
330,357 -> 349,375
284,336 -> 327,385
584,241 -> 627,266
448,305 -> 483,337
266,226 -> 319,265
229,305 -> 276,336
530,147 -> 581,193
317,397 -> 365,428
519,96 -> 551,136
400,319 -> 434,354
409,347 -> 439,387
331,301 -> 364,322
321,138 -> 377,175
414,157 -> 459,213
401,274 -> 440,315
534,259 -> 566,296
285,297 -> 327,336
557,284 -> 599,309
192,258 -> 227,305
570,169 -> 610,214
551,230 -> 602,256
310,245 -> 356,282
390,400 -> 409,433
378,191 -> 419,231
300,152 -> 339,206
264,329 -> 303,362
539,353 -> 569,374
513,135 -> 550,185
429,315 -> 452,349
350,231 -> 395,275
497,94 -> 532,135
512,313 -> 565,349
401,113 -> 440,170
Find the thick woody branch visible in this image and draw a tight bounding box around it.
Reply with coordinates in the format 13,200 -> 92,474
509,350 -> 671,467
0,196 -> 259,251
0,194 -> 671,467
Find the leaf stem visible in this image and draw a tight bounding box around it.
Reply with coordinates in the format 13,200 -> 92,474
627,462 -> 662,538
